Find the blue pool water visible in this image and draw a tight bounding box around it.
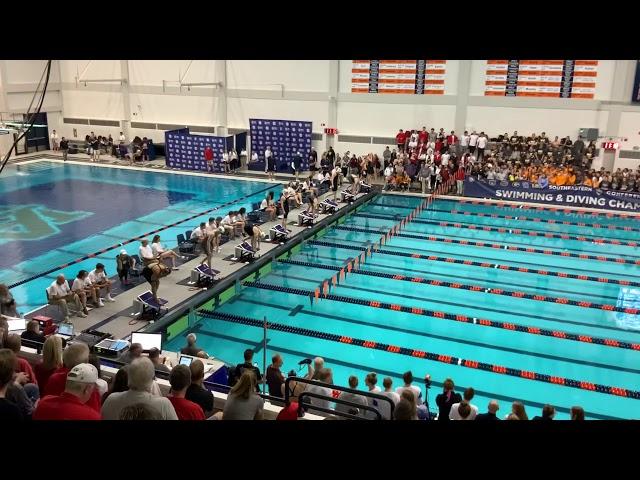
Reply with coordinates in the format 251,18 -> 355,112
165,193 -> 640,420
0,161 -> 272,312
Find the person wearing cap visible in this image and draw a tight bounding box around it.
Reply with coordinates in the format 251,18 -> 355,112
116,249 -> 136,286
33,363 -> 102,420
180,333 -> 209,359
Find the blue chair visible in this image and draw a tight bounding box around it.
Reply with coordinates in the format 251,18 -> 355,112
185,230 -> 193,240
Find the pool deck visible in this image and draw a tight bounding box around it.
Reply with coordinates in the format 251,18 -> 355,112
16,153 -> 367,340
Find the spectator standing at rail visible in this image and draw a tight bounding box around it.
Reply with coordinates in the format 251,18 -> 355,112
455,164 -> 466,195
59,137 -> 69,161
435,378 -> 462,421
266,353 -> 285,398
396,129 -> 406,153
265,146 -> 276,182
50,130 -> 59,151
204,145 -> 214,173
476,132 -> 488,162
449,387 -> 479,420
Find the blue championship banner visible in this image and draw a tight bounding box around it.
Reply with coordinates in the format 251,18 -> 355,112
165,128 -> 228,172
464,176 -> 640,212
249,118 -> 312,172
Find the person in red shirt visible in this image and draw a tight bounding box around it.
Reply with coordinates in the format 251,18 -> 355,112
276,401 -> 299,420
34,363 -> 102,420
418,127 -> 428,145
447,131 -> 458,151
395,130 -> 406,153
34,335 -> 63,392
5,334 -> 37,387
45,342 -> 101,413
167,364 -> 205,420
204,146 -> 214,173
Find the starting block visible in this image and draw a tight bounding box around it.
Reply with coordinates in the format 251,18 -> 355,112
269,224 -> 292,243
297,210 -> 318,227
341,190 -> 357,203
232,241 -> 258,263
132,291 -> 168,320
320,198 -> 339,214
189,264 -> 221,288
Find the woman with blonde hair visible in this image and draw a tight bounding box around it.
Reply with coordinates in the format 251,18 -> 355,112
222,370 -> 264,420
34,334 -> 63,390
506,401 -> 528,420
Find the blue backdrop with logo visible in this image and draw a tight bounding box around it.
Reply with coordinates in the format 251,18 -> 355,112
165,128 -> 231,173
464,176 -> 640,212
248,118 -> 312,172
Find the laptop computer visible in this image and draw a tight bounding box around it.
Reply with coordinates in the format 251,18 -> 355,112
57,322 -> 74,339
7,318 -> 26,331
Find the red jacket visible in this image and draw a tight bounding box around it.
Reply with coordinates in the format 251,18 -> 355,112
447,135 -> 458,146
455,168 -> 465,181
418,131 -> 428,144
204,147 -> 214,161
33,392 -> 101,420
396,132 -> 406,144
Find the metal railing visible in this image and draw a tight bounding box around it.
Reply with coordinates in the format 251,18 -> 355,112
297,391 -> 382,420
284,376 -> 394,420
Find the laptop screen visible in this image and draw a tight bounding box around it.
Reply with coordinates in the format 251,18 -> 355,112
131,332 -> 162,351
7,318 -> 26,331
57,323 -> 74,336
179,355 -> 194,366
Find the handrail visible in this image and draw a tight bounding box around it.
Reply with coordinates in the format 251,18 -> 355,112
297,391 -> 382,420
284,376 -> 394,419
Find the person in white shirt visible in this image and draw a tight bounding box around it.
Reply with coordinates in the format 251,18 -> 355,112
335,375 -> 370,418
476,132 -> 488,162
88,263 -> 115,302
48,274 -> 84,321
230,149 -> 239,173
260,192 -> 277,221
469,131 -> 479,154
460,130 -> 470,155
449,387 -> 479,420
50,130 -> 59,151
71,269 -> 100,310
151,235 -> 181,270
381,376 -> 401,413
119,132 -> 126,144
250,151 -> 258,164
222,151 -> 230,173
441,152 -> 450,168
305,367 -> 334,416
190,222 -> 207,249
139,239 -> 156,266
395,371 -> 423,406
364,372 -> 391,420
220,211 -> 237,238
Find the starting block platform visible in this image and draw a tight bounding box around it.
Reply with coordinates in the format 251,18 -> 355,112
132,290 -> 169,320
232,241 -> 259,263
320,198 -> 339,214
189,264 -> 221,288
269,224 -> 292,243
297,210 -> 318,227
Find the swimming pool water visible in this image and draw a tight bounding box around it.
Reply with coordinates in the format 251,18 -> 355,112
0,161 -> 272,312
165,193 -> 640,420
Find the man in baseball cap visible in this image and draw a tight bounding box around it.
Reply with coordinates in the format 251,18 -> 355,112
33,363 -> 101,420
